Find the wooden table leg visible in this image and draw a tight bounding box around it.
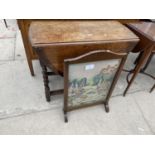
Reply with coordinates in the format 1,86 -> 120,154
18,20 -> 35,76
3,19 -> 8,28
123,46 -> 154,96
27,58 -> 35,76
41,64 -> 51,102
39,60 -> 64,102
134,52 -> 143,65
141,52 -> 154,72
150,84 -> 155,93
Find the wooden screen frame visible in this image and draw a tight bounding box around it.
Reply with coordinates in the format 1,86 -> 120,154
63,50 -> 127,122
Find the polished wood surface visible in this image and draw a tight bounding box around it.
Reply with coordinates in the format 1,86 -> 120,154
29,21 -> 138,46
29,21 -> 139,74
124,22 -> 155,95
18,19 -> 140,76
128,22 -> 155,41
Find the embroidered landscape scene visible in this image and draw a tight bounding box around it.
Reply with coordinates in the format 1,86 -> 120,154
68,59 -> 121,107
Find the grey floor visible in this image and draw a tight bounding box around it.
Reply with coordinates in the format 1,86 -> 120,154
0,19 -> 155,134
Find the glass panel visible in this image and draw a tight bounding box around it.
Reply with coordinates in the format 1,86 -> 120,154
68,59 -> 121,108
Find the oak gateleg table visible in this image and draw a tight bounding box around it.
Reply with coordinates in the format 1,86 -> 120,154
28,20 -> 139,101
